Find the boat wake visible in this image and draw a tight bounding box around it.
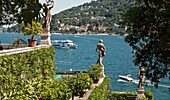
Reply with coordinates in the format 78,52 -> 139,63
119,74 -> 133,81
117,78 -> 170,89
117,79 -> 129,83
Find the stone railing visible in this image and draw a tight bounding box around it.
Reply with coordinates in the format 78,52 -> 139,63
0,45 -> 50,56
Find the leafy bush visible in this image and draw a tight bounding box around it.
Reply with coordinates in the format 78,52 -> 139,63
68,72 -> 93,96
22,21 -> 43,39
88,76 -> 110,100
88,64 -> 103,81
6,78 -> 72,100
144,89 -> 154,100
36,78 -> 72,100
76,72 -> 93,93
0,46 -> 56,99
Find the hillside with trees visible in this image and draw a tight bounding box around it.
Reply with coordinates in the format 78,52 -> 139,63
3,0 -> 135,35
51,0 -> 135,34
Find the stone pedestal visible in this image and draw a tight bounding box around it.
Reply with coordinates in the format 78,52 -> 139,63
137,67 -> 146,99
40,30 -> 51,45
137,89 -> 145,99
102,65 -> 105,77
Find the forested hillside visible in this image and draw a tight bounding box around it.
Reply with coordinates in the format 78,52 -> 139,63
51,0 -> 135,34
4,0 -> 135,34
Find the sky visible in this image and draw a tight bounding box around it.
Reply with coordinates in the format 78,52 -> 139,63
40,0 -> 93,15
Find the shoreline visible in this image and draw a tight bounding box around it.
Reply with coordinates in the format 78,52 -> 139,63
0,31 -> 127,37
51,32 -> 127,36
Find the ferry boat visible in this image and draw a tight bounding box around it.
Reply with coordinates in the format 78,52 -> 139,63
51,39 -> 77,49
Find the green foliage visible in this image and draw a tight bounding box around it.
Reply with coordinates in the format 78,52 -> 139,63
0,46 -> 56,99
88,64 -> 103,81
2,78 -> 72,100
123,0 -> 170,84
113,30 -> 126,35
22,21 -> 43,39
0,0 -> 42,25
36,78 -> 72,100
111,90 -> 154,100
111,91 -> 137,100
69,28 -> 78,34
144,89 -> 154,100
67,72 -> 93,96
88,76 -> 110,100
75,72 -> 93,93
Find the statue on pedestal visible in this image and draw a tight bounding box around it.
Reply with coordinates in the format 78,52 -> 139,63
138,66 -> 145,89
96,39 -> 106,77
40,0 -> 54,45
42,0 -> 54,32
137,66 -> 146,99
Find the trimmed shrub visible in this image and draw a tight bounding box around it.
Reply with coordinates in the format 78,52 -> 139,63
111,92 -> 137,100
111,90 -> 154,100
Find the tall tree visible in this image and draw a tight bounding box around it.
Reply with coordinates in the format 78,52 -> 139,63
0,0 -> 42,25
123,0 -> 170,85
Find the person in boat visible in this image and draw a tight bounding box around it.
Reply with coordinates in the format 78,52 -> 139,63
96,39 -> 106,77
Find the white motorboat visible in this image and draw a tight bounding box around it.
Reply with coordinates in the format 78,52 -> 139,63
51,39 -> 77,49
119,74 -> 133,81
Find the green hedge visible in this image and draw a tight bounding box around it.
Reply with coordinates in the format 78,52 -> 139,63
0,46 -> 154,100
111,89 -> 154,100
88,76 -> 110,100
0,46 -> 56,99
111,91 -> 137,100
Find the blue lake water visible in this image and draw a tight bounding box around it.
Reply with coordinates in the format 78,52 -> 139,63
0,32 -> 170,100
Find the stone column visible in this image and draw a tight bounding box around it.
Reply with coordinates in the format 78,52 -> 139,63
137,67 -> 145,99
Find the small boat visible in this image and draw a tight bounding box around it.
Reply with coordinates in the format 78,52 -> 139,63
51,39 -> 77,49
119,74 -> 133,81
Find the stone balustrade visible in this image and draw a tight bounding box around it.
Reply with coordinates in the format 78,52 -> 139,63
0,45 -> 50,56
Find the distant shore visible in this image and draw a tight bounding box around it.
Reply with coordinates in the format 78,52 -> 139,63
51,32 -> 128,36
0,30 -> 128,37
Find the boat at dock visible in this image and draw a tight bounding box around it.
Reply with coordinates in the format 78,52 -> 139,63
51,39 -> 77,49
